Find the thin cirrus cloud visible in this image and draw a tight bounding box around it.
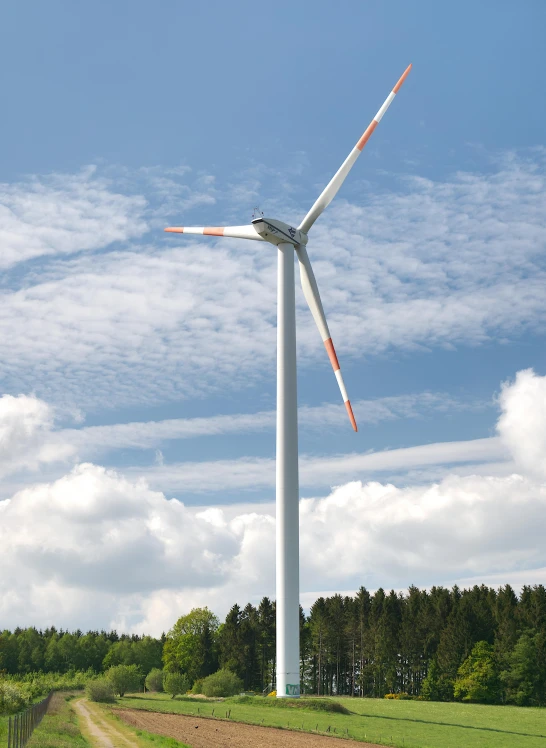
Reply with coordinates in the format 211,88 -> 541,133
0,150 -> 545,409
0,166 -> 148,269
127,436 -> 507,496
56,390 -> 483,457
0,389 -> 484,494
0,369 -> 545,633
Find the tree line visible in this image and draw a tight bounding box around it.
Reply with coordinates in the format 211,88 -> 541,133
0,628 -> 164,677
1,584 -> 545,705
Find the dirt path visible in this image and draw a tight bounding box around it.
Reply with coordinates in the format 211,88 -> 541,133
117,708 -> 383,748
73,699 -> 139,748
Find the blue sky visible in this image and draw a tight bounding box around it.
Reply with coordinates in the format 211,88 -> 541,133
1,0 -> 546,633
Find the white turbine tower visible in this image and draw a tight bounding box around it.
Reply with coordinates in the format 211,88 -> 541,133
165,64 -> 412,698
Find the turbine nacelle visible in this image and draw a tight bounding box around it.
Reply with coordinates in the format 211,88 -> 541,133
251,217 -> 308,247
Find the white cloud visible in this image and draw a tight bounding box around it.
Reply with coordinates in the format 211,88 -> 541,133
299,150 -> 546,360
1,459 -> 545,635
0,242 -> 277,408
2,369 -> 546,633
0,463 -> 275,632
0,167 -> 147,268
497,368 -> 546,479
53,390 -> 481,458
0,389 -> 489,497
299,474 -> 546,592
1,151 -> 545,408
130,436 -> 506,494
0,394 -> 73,477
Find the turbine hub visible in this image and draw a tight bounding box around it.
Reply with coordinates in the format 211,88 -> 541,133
251,217 -> 308,246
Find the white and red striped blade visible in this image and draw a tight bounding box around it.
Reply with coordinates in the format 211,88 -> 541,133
296,245 -> 357,432
298,63 -> 412,234
164,225 -> 265,241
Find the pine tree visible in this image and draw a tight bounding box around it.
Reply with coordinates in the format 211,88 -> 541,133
257,597 -> 275,692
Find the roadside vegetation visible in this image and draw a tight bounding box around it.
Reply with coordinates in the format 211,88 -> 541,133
25,692 -> 87,748
0,672 -> 96,715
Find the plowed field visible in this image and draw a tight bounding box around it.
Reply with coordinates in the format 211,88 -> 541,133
116,708 -> 382,748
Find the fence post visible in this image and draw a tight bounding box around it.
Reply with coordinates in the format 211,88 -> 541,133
7,689 -> 53,748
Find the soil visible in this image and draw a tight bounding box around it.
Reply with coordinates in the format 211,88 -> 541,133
116,708 -> 383,748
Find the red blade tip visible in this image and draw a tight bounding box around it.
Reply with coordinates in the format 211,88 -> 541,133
393,64 -> 413,93
345,401 -> 358,432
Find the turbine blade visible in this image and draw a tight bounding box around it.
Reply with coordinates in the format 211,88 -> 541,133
164,225 -> 265,241
298,63 -> 412,234
296,245 -> 357,431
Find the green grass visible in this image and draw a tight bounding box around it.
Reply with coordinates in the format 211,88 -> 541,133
0,715 -> 8,744
129,725 -> 190,747
233,695 -> 350,713
26,693 -> 89,748
115,692 -> 546,747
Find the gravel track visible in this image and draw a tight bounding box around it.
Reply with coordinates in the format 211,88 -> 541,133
73,699 -> 138,748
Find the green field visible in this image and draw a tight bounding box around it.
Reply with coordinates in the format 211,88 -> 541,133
116,693 -> 546,748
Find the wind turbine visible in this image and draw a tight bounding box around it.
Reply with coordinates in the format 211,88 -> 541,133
165,64 -> 412,698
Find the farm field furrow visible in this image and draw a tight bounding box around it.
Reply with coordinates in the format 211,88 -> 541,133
117,709 -> 381,748
116,693 -> 546,748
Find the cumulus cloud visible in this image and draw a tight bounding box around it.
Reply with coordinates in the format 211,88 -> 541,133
299,474 -> 546,592
497,368 -> 546,479
0,394 -> 74,477
1,368 -> 546,633
0,167 -> 147,268
0,463 -> 273,632
1,461 -> 545,634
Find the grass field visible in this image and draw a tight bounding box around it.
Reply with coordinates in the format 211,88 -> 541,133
116,692 -> 546,748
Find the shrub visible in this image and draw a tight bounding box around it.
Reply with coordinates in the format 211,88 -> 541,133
201,668 -> 243,698
384,692 -> 410,700
191,678 -> 204,695
163,672 -> 190,699
0,682 -> 29,715
267,690 -> 276,698
106,664 -> 142,697
145,668 -> 164,692
85,678 -> 115,703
